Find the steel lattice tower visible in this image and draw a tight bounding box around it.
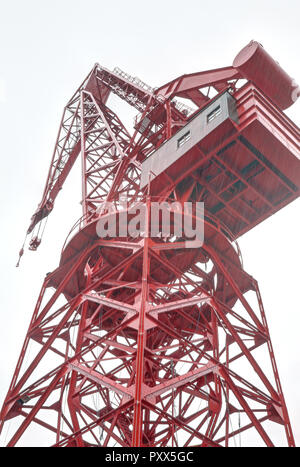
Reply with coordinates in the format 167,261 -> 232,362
0,41 -> 299,447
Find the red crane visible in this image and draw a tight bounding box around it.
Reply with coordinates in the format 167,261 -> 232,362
1,41 -> 299,447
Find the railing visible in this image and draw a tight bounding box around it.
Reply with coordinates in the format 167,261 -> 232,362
113,67 -> 154,94
172,99 -> 196,117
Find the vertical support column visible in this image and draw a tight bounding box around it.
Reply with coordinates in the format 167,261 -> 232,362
132,197 -> 150,446
67,264 -> 91,446
165,101 -> 172,139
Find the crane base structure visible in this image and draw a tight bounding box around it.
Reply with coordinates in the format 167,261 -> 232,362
0,41 -> 299,447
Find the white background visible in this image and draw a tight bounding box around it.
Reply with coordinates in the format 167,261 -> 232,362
0,0 -> 299,446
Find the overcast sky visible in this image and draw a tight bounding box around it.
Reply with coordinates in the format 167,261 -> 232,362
0,0 -> 299,446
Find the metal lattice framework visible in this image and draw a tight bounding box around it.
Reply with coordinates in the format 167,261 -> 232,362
1,41 -> 299,447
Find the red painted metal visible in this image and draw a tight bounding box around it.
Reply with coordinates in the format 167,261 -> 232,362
233,40 -> 299,110
1,42 -> 299,447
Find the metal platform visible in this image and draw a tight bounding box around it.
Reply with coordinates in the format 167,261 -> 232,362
141,83 -> 300,238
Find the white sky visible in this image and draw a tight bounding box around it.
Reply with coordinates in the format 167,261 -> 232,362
0,0 -> 299,446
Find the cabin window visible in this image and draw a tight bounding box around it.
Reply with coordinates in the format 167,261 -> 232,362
207,105 -> 221,123
177,130 -> 191,148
